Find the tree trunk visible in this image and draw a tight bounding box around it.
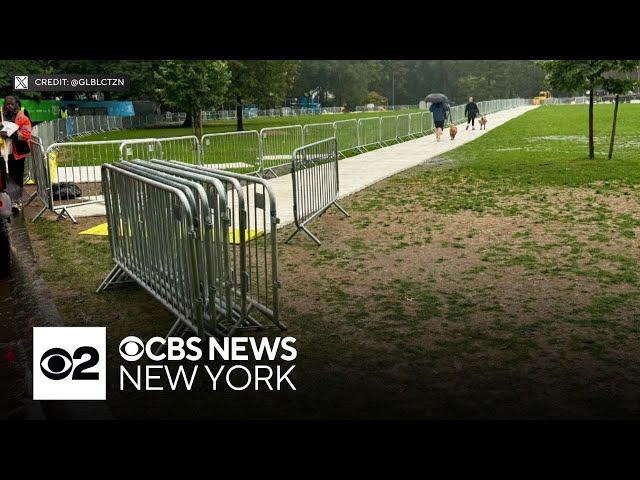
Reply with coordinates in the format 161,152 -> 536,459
193,110 -> 201,140
236,95 -> 244,132
182,113 -> 192,128
608,94 -> 620,160
589,87 -> 594,159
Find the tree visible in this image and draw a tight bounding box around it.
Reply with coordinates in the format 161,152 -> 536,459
292,61 -> 383,111
534,60 -> 637,159
385,60 -> 409,108
226,60 -> 300,131
367,91 -> 388,107
457,74 -> 492,101
155,61 -> 230,138
600,61 -> 640,159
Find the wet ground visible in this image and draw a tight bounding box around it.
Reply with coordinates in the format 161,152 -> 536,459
0,214 -> 111,420
0,217 -> 32,419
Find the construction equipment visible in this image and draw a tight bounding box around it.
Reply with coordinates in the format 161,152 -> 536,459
533,91 -> 552,105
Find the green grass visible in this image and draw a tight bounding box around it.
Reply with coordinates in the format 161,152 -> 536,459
442,104 -> 640,187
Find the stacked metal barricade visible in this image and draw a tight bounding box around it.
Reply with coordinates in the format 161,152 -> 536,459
98,160 -> 285,340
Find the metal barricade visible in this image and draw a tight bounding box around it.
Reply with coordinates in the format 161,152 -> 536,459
156,136 -> 201,165
357,117 -> 381,152
98,164 -> 205,338
201,131 -> 261,174
44,140 -> 125,222
395,114 -> 410,140
22,136 -> 53,220
133,160 -> 263,336
333,119 -> 359,158
380,116 -> 398,146
118,139 -> 163,161
259,125 -> 303,177
285,138 -> 349,245
159,160 -> 285,332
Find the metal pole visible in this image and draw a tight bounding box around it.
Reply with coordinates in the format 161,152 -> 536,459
392,74 -> 395,110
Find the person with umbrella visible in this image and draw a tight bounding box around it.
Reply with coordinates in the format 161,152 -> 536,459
425,93 -> 450,142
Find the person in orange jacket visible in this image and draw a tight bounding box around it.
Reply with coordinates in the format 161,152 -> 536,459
0,95 -> 32,212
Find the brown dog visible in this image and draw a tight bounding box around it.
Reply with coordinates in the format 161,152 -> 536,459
479,115 -> 487,130
449,123 -> 458,140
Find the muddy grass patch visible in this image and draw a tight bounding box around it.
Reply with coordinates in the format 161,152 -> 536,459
20,177 -> 640,419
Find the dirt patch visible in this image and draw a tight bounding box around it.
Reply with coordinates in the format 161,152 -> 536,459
20,180 -> 640,419
275,185 -> 640,418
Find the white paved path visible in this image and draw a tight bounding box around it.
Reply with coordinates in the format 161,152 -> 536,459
68,106 -> 536,224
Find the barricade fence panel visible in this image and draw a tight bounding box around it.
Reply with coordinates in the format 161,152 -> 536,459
303,122 -> 335,146
23,136 -> 53,221
380,116 -> 398,145
157,136 -> 201,165
285,138 -> 349,245
99,164 -> 205,338
120,160 -> 234,335
161,160 -> 285,332
357,117 -> 381,151
201,131 -> 261,175
395,114 -> 410,140
421,112 -> 434,133
45,140 -> 126,214
260,125 -> 303,177
333,119 -> 359,157
133,161 -> 236,330
119,139 -> 163,162
408,113 -> 423,137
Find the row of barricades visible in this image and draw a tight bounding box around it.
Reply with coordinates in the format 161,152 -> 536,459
26,99 -> 530,222
97,160 -> 285,339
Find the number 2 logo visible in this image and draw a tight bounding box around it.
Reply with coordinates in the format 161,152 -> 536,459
40,346 -> 100,381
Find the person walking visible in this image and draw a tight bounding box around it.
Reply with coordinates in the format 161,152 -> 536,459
464,97 -> 480,130
429,101 -> 450,141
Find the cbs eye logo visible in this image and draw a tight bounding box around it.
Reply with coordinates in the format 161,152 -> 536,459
33,327 -> 106,401
40,346 -> 99,380
119,336 -> 144,361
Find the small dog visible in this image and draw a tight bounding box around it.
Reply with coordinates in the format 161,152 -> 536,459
449,123 -> 458,140
479,115 -> 487,130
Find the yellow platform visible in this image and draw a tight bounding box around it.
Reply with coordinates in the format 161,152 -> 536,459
79,222 -> 263,244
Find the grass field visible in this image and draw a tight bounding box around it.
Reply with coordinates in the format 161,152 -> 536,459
24,104 -> 640,419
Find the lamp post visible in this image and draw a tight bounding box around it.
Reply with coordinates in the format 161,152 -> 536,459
392,73 -> 395,110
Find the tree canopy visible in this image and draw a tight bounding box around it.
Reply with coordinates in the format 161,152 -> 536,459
155,60 -> 231,137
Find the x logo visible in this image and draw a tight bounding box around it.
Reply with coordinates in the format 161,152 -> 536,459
14,76 -> 28,89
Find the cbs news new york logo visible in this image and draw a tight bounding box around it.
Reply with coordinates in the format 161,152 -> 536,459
33,327 -> 106,400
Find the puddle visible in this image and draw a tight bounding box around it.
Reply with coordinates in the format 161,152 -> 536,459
530,135 -> 591,142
